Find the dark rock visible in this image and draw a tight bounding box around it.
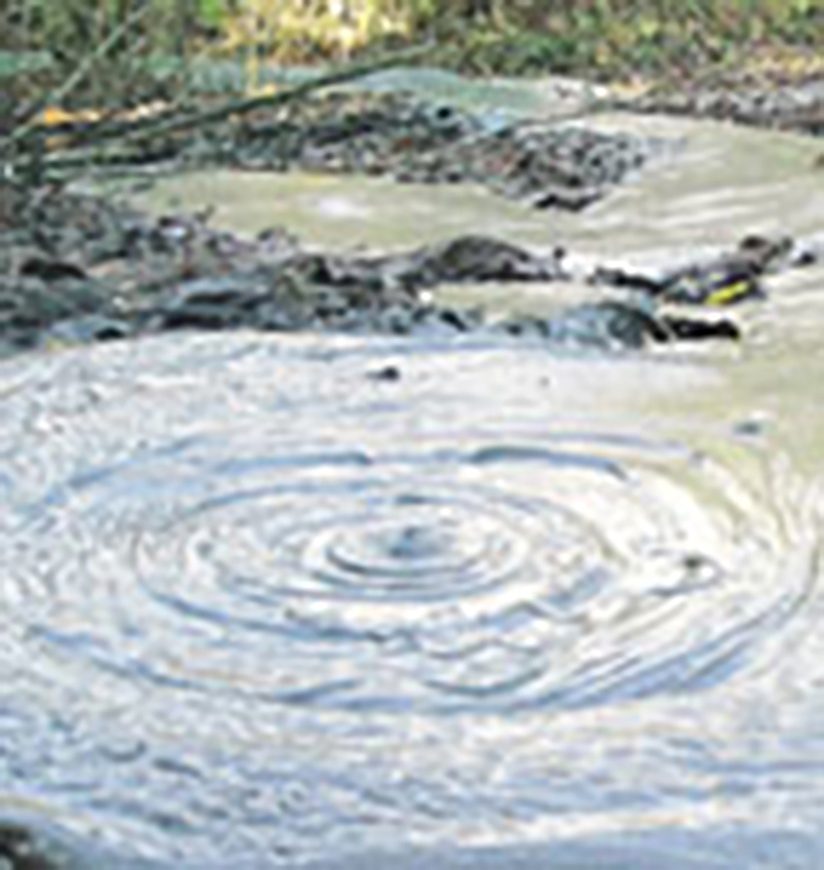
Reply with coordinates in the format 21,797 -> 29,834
660,315 -> 740,341
590,267 -> 663,295
501,300 -> 669,349
410,304 -> 482,334
276,236 -> 565,296
0,821 -> 66,870
500,300 -> 736,349
498,316 -> 550,338
19,257 -> 87,281
46,314 -> 133,345
168,275 -> 270,309
367,365 -> 402,382
419,235 -> 566,284
435,307 -> 475,331
732,417 -> 766,437
556,300 -> 671,348
153,275 -> 273,330
531,186 -> 604,211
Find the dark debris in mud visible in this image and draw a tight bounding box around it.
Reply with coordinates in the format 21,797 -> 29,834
164,91 -> 660,212
624,76 -> 824,136
3,86 -> 815,360
3,175 -> 817,358
18,91 -> 654,211
591,234 -> 804,306
0,821 -> 67,870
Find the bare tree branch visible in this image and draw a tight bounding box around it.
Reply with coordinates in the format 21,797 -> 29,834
4,41 -> 436,175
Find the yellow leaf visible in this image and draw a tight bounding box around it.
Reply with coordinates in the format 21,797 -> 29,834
40,106 -> 74,127
705,280 -> 752,306
40,106 -> 101,127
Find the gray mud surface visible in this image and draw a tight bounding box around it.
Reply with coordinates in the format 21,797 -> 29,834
2,72 -> 824,870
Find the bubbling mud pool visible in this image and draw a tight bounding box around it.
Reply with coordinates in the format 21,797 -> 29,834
0,331 -> 822,867
4,76 -> 824,866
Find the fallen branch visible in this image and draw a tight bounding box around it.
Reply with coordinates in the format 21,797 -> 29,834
4,42 -> 436,176
109,42 -> 435,145
5,3 -> 152,149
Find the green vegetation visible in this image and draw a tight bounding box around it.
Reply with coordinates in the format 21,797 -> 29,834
209,0 -> 824,79
3,1 -> 822,79
0,0 -> 821,129
444,0 -> 823,79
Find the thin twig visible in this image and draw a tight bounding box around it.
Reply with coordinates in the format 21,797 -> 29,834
3,2 -> 152,150
59,42 -> 435,151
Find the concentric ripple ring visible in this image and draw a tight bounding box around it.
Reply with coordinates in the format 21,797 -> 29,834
0,335 -> 815,720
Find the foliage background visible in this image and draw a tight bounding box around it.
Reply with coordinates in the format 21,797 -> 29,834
1,0 -> 822,120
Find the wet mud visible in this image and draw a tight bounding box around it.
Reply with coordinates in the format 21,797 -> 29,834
3,175 -> 815,357
2,75 -> 824,869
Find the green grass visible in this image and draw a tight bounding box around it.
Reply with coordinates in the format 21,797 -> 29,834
2,0 -> 822,101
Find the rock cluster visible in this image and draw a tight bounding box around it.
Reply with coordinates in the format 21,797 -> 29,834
0,183 -> 544,351
5,180 -> 809,357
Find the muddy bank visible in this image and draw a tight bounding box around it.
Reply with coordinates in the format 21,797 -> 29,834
34,90 -> 662,213
211,91 -> 661,212
4,84 -> 823,357
7,177 -> 817,356
624,74 -> 824,137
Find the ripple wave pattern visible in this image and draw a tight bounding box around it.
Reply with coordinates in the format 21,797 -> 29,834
0,333 -> 819,863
